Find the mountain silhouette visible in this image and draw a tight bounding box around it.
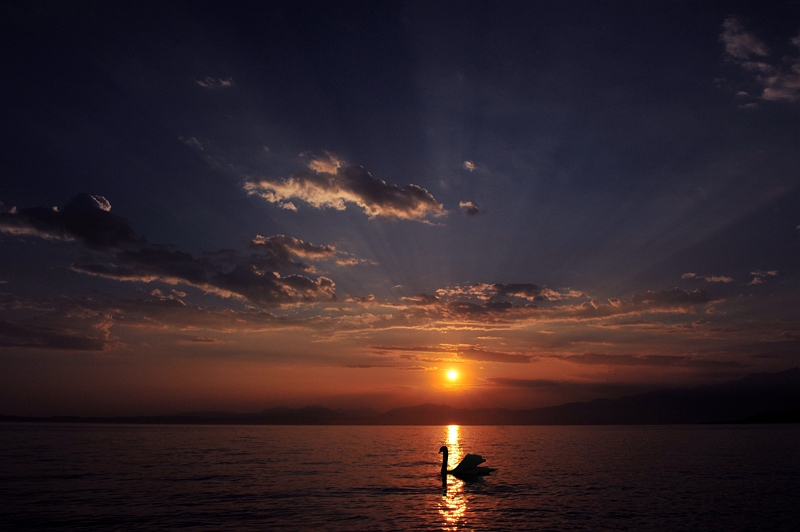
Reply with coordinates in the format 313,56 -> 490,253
2,368 -> 798,425
377,368 -> 800,425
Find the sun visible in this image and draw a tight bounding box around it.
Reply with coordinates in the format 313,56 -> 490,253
447,369 -> 458,381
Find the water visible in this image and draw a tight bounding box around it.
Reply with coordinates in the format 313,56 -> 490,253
1,423 -> 798,531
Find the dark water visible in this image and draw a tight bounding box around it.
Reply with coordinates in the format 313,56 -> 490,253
1,423 -> 798,531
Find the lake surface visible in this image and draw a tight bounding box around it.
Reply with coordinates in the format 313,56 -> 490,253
1,423 -> 798,530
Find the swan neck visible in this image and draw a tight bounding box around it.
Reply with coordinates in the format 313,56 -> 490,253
441,449 -> 448,474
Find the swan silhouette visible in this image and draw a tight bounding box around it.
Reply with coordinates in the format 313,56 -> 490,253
439,445 -> 497,479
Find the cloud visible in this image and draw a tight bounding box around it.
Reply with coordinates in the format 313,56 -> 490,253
0,319 -> 109,351
629,288 -> 712,307
375,343 -> 533,364
195,77 -> 234,89
720,17 -> 769,59
705,276 -> 733,283
456,346 -> 533,364
436,282 -> 575,303
210,266 -> 336,307
402,293 -> 440,306
244,154 -> 446,221
417,286 -> 716,325
179,136 -> 204,150
76,249 -> 337,308
249,234 -> 372,271
346,294 -> 376,304
188,336 -> 220,343
4,196 -> 345,308
0,194 -> 142,250
555,353 -> 743,368
249,234 -> 335,271
748,269 -> 778,285
0,293 -> 112,351
721,17 -> 800,102
459,201 -> 481,216
682,272 -> 733,283
463,161 -> 476,171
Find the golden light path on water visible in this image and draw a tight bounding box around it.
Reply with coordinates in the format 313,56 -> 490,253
438,425 -> 468,531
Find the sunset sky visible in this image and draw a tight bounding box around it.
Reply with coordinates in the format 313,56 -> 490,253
2,1 -> 799,416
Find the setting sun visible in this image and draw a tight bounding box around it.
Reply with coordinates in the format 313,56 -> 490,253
447,370 -> 458,381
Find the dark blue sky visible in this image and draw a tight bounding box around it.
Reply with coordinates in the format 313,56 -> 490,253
1,1 -> 799,415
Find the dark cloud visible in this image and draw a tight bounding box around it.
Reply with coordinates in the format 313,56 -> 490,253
77,253 -> 336,308
557,353 -> 743,368
210,265 -> 336,307
0,293 -> 112,351
0,194 -> 142,250
0,320 -> 108,351
1,195 -> 342,308
445,301 -> 490,315
346,294 -> 375,304
494,283 -> 541,300
251,234 -> 334,259
244,154 -> 445,221
90,246 -> 212,284
402,293 -> 440,306
249,234 -> 335,271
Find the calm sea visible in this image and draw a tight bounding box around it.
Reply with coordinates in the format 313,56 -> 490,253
1,423 -> 798,531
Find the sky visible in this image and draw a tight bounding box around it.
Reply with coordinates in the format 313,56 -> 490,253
1,1 -> 799,416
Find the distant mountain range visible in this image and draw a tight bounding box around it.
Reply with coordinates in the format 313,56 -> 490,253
3,368 -> 799,425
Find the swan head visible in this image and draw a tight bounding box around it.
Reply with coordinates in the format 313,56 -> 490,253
438,445 -> 447,454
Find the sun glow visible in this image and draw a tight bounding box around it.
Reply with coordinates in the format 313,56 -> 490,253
447,369 -> 458,381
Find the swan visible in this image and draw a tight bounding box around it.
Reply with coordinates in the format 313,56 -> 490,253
439,445 -> 497,479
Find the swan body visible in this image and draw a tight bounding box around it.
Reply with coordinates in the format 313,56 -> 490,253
439,445 -> 497,479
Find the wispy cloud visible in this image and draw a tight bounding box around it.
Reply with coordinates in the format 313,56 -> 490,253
195,77 -> 234,90
554,353 -> 743,368
682,272 -> 733,283
720,17 -> 769,59
375,343 -> 534,364
244,153 -> 446,221
721,16 -> 800,102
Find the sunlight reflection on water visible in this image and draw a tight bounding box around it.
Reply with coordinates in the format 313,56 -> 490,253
439,425 -> 469,531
